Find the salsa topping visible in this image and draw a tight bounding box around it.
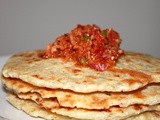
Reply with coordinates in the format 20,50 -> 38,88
43,24 -> 124,71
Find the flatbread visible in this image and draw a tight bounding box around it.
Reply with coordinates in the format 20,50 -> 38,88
7,93 -> 160,120
2,76 -> 160,109
126,111 -> 160,120
2,50 -> 160,93
7,93 -> 81,120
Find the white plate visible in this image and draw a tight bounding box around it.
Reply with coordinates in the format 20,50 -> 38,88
0,55 -> 43,120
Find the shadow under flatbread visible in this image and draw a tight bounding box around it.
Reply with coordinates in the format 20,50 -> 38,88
1,83 -> 8,93
0,116 -> 10,120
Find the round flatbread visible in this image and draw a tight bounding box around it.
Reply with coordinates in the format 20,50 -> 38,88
7,93 -> 160,120
2,50 -> 160,93
2,77 -> 160,110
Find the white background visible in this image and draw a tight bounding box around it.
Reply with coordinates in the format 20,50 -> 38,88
0,0 -> 160,57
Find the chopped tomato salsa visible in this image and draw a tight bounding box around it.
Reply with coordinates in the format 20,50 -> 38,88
43,24 -> 124,71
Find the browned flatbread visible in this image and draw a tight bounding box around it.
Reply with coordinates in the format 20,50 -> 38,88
7,93 -> 160,120
2,50 -> 160,93
7,93 -> 79,120
2,77 -> 160,110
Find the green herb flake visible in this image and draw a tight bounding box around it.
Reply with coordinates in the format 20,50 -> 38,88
80,57 -> 88,65
102,30 -> 107,36
83,35 -> 90,42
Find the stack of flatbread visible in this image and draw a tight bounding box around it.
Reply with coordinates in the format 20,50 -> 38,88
1,50 -> 160,120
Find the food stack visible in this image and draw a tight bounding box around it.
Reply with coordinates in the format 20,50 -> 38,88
1,25 -> 160,120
